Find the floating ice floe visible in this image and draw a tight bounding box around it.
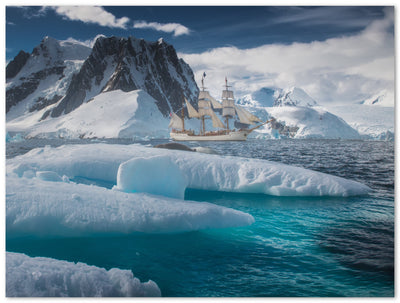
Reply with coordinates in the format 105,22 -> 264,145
6,252 -> 161,297
6,176 -> 254,236
7,143 -> 371,197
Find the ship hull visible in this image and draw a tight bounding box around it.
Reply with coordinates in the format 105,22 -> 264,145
170,130 -> 250,141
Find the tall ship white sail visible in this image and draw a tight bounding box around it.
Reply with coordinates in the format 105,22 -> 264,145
169,74 -> 272,141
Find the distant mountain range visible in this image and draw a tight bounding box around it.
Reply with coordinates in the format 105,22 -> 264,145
237,86 -> 393,140
6,36 -> 394,140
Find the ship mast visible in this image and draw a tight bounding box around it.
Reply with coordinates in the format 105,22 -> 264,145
199,73 -> 207,135
181,97 -> 185,131
222,77 -> 235,130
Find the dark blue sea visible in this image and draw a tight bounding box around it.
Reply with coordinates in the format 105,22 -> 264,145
6,139 -> 395,297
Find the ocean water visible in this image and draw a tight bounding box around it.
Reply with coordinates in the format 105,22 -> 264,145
6,139 -> 394,297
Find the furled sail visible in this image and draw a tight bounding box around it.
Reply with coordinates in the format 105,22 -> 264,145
169,112 -> 184,129
185,98 -> 200,118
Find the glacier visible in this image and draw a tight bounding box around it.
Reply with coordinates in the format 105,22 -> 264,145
6,252 -> 161,297
7,143 -> 371,197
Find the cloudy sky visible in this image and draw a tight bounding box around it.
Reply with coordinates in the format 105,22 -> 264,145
6,5 -> 395,106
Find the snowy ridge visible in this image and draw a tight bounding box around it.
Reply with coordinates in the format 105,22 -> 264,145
6,36 -> 91,119
7,143 -> 371,197
237,87 -> 279,108
6,252 -> 161,297
7,90 -> 171,139
274,87 -> 318,107
6,35 -> 198,129
237,86 -> 393,140
360,89 -> 394,107
326,104 -> 394,140
253,106 -> 360,139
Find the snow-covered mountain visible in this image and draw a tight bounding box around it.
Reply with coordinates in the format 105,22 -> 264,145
6,35 -> 198,125
237,87 -> 279,107
238,87 -> 318,108
239,86 -> 393,140
7,90 -> 171,139
6,36 -> 91,119
325,104 -> 394,140
251,106 -> 361,139
360,89 -> 394,107
274,87 -> 318,107
6,36 -> 393,140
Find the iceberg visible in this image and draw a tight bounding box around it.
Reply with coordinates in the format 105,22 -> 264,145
115,155 -> 188,199
7,143 -> 371,197
6,176 -> 254,236
6,252 -> 161,297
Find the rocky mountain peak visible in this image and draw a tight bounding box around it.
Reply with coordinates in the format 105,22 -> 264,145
6,50 -> 30,79
274,87 -> 317,107
41,35 -> 198,118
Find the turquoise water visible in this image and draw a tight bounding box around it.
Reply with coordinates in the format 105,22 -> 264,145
6,139 -> 394,297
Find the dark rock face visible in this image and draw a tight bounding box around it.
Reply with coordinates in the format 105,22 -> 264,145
6,36 -> 91,114
270,119 -> 299,137
6,66 -> 65,113
6,35 -> 198,121
48,36 -> 198,118
6,50 -> 30,79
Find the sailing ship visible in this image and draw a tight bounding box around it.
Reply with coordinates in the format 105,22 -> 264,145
169,74 -> 273,141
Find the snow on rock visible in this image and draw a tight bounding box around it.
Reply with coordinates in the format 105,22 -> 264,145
6,252 -> 161,297
361,89 -> 394,107
7,143 -> 371,197
274,87 -> 318,107
6,176 -> 254,235
115,155 -> 188,199
237,87 -> 279,107
254,106 -> 361,139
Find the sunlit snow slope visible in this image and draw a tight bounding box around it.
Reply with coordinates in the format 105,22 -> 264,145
7,90 -> 171,139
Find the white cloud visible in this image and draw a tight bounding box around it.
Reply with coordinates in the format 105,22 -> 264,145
179,8 -> 394,106
133,21 -> 190,37
53,6 -> 130,29
64,34 -> 106,48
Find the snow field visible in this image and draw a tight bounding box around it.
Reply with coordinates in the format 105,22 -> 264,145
6,252 -> 161,297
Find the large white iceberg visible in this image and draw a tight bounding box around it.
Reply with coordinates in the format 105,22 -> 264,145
6,176 -> 254,236
6,252 -> 161,297
7,143 -> 371,197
